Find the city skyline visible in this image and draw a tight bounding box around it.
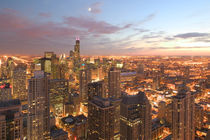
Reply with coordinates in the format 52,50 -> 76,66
0,0 -> 210,56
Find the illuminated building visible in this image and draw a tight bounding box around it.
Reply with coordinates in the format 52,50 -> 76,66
120,92 -> 152,140
12,63 -> 27,101
40,52 -> 59,79
160,63 -> 165,75
108,67 -> 121,138
195,104 -> 204,129
91,67 -> 104,81
87,80 -> 105,100
108,67 -> 121,99
152,118 -> 164,140
64,93 -> 80,116
50,128 -> 68,140
5,57 -> 15,79
49,79 -> 69,116
185,66 -> 190,78
0,83 -> 12,101
88,96 -> 115,140
158,101 -> 166,120
120,72 -> 136,82
69,38 -> 81,70
0,99 -> 23,140
27,71 -> 50,139
79,69 -> 92,102
136,63 -> 144,78
74,38 -> 80,64
172,89 -> 195,140
61,114 -> 87,140
152,75 -> 161,90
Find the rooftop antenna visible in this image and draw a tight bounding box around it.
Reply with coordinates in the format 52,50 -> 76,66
76,36 -> 80,41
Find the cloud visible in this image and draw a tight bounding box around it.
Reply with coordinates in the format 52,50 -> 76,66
148,46 -> 210,50
89,2 -> 103,14
139,13 -> 156,25
39,12 -> 51,18
0,8 -> 134,55
174,32 -> 209,38
64,16 -> 130,34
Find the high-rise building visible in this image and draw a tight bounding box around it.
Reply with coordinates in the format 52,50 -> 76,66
172,90 -> 195,140
108,67 -> 122,138
64,93 -> 80,116
152,75 -> 161,90
27,71 -> 50,140
50,128 -> 68,140
87,80 -> 105,100
136,63 -> 144,75
0,83 -> 12,101
108,67 -> 121,138
61,114 -> 87,139
12,63 -> 27,101
159,63 -> 165,75
184,66 -> 190,78
88,96 -> 115,140
195,104 -> 204,129
74,38 -> 80,61
0,99 -> 23,140
108,67 -> 121,99
40,52 -> 59,79
158,101 -> 166,120
69,38 -> 81,70
120,92 -> 152,140
49,79 -> 69,117
79,69 -> 92,102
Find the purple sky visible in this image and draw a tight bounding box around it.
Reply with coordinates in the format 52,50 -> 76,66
0,0 -> 210,56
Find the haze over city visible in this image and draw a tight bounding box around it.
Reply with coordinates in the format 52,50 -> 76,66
0,0 -> 210,56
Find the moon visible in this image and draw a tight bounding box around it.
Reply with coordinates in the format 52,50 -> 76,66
88,7 -> 92,12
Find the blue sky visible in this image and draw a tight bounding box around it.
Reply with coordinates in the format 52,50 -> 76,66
0,0 -> 210,55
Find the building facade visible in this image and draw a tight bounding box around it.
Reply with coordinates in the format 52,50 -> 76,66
27,71 -> 50,140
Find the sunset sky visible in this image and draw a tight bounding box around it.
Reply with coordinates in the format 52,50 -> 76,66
0,0 -> 210,56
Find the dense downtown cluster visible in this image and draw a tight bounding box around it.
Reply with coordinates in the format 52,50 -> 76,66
0,39 -> 209,140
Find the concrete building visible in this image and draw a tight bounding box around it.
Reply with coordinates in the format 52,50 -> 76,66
12,63 -> 27,101
88,96 -> 115,140
27,71 -> 50,140
0,99 -> 23,140
172,89 -> 195,140
120,92 -> 152,140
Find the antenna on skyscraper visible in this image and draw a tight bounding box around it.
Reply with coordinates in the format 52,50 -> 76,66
76,36 -> 80,41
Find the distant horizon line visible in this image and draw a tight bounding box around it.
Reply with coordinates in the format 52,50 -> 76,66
0,54 -> 209,57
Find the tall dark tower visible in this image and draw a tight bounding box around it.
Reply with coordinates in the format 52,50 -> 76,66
74,37 -> 80,60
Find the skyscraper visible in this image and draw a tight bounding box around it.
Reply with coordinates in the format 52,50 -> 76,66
79,69 -> 92,102
27,71 -> 50,140
108,67 -> 121,138
0,99 -> 23,140
172,89 -> 195,140
88,96 -> 115,140
40,52 -> 59,79
0,83 -> 12,101
87,80 -> 105,100
74,37 -> 80,61
49,79 -> 69,116
108,67 -> 121,99
12,63 -> 27,101
120,92 -> 152,140
159,63 -> 165,75
136,63 -> 144,75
